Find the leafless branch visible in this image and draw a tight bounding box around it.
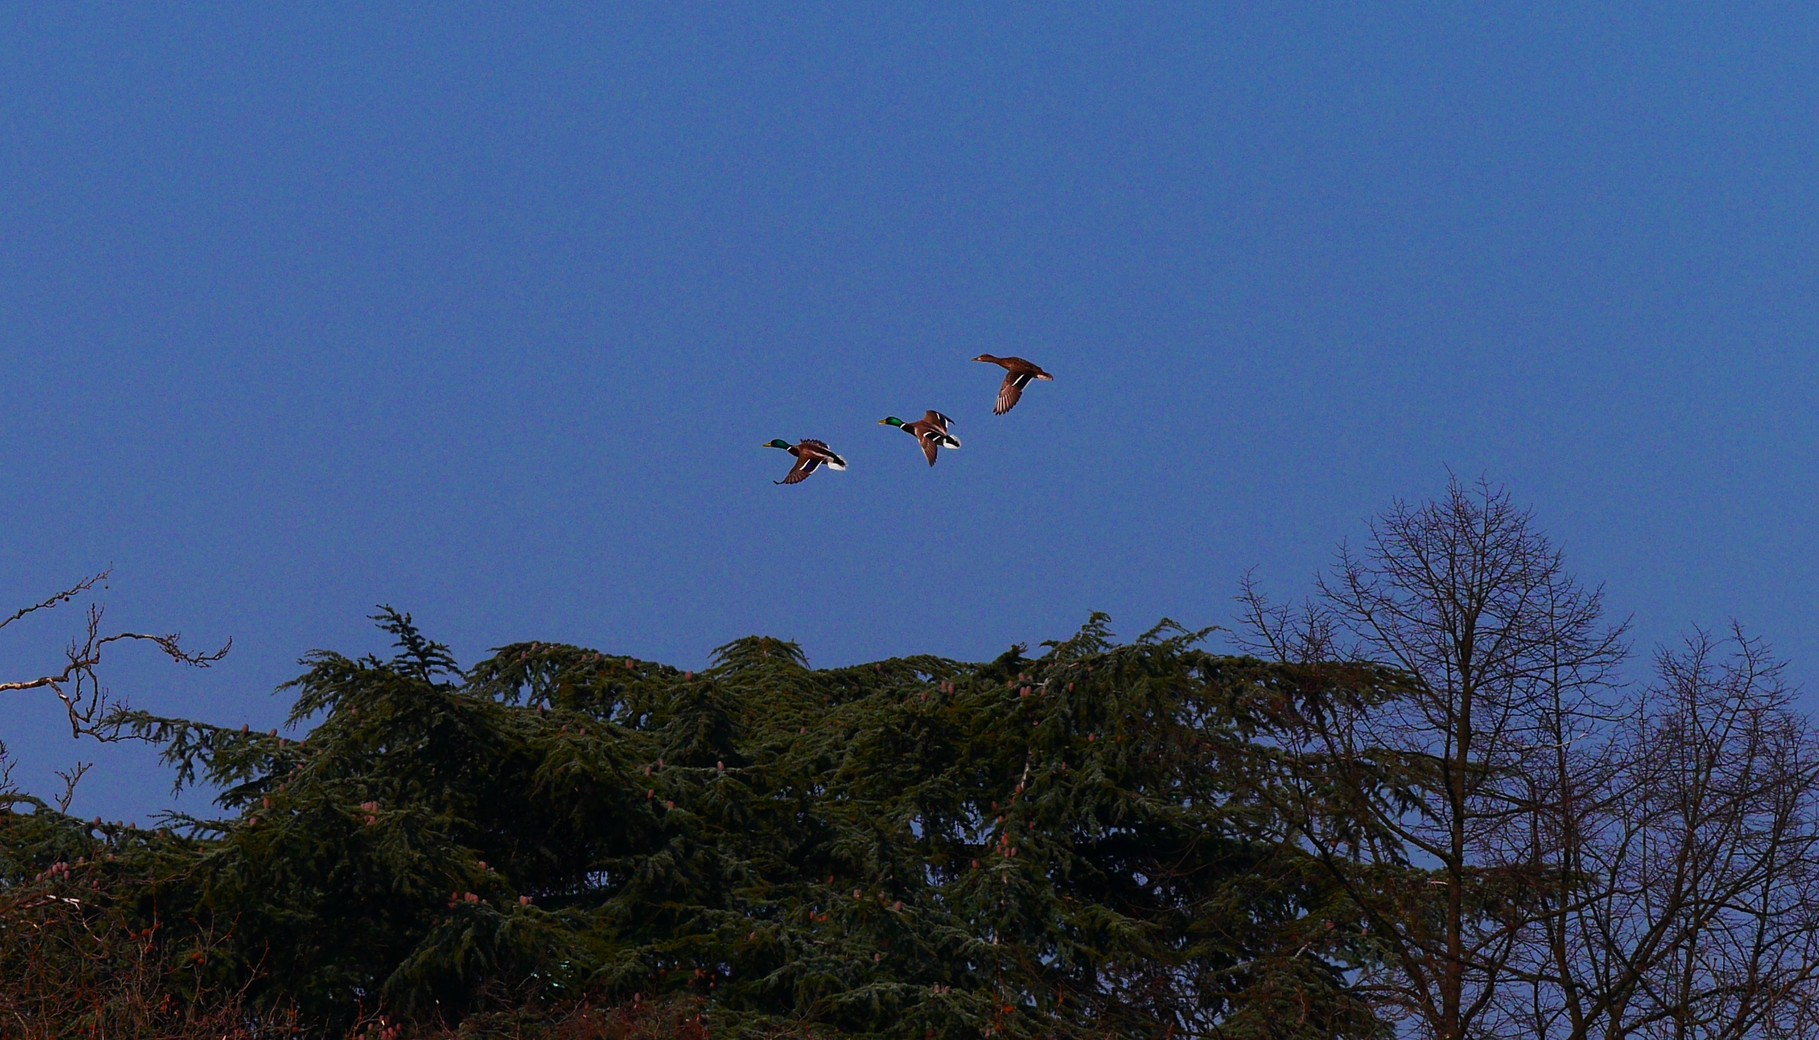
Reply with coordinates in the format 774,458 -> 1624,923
2,572 -> 231,738
52,762 -> 90,813
0,571 -> 108,632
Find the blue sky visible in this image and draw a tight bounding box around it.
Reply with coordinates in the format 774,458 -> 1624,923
5,5 -> 1817,822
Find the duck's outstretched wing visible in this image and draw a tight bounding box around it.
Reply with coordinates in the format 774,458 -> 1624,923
916,428 -> 941,466
995,372 -> 1028,415
992,361 -> 1051,414
775,453 -> 822,484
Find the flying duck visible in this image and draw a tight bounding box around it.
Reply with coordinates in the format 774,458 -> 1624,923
972,355 -> 1053,415
764,439 -> 847,485
878,411 -> 961,466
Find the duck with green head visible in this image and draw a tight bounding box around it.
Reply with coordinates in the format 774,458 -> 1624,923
764,438 -> 847,485
879,410 -> 962,467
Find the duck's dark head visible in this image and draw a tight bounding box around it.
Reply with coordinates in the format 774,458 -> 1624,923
763,439 -> 793,449
878,417 -> 906,428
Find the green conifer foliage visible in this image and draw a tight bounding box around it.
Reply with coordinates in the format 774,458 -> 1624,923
5,611 -> 1404,1038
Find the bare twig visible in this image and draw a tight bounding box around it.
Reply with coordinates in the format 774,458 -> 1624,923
52,762 -> 90,813
0,571 -> 108,632
2,573 -> 231,738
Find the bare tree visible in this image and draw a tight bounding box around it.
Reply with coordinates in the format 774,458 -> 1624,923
0,570 -> 230,738
1241,477 -> 1629,1040
1503,626 -> 1819,1040
1244,479 -> 1819,1040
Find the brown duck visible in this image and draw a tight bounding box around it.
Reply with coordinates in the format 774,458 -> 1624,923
878,411 -> 962,466
972,354 -> 1053,415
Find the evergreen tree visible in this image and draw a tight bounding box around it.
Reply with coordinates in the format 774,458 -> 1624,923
5,610 -> 1403,1038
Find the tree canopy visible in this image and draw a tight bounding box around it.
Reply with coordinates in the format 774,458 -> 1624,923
1,610 -> 1404,1039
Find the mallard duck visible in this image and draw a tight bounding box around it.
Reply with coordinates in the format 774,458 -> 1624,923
972,354 -> 1053,415
764,439 -> 847,485
878,411 -> 961,466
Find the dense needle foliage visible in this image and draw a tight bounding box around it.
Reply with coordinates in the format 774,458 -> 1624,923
0,612 -> 1408,1038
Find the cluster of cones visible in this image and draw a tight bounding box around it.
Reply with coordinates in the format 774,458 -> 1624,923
766,354 -> 1053,485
